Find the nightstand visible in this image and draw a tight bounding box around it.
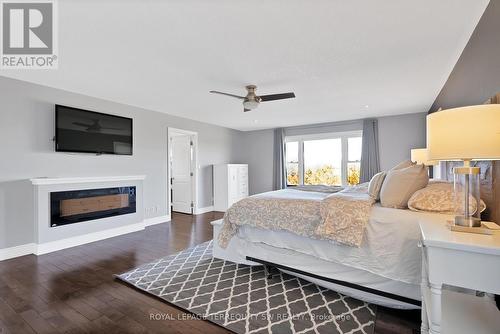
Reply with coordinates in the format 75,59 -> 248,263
419,219 -> 500,334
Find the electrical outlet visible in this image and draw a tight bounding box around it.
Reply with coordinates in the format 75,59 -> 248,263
144,207 -> 156,216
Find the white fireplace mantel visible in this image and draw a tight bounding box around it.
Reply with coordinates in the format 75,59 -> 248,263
30,175 -> 146,185
0,175 -> 173,261
31,175 -> 147,255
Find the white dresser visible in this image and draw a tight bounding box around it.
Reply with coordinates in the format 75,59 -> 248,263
213,164 -> 249,211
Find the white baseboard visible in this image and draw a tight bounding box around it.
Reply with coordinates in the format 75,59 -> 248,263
1,216 -> 173,261
195,206 -> 214,214
144,215 -> 171,227
35,222 -> 146,255
0,243 -> 36,261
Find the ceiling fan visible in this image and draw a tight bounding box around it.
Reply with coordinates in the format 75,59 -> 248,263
209,85 -> 295,112
73,119 -> 122,132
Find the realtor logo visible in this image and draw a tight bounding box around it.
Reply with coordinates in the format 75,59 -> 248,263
1,0 -> 58,69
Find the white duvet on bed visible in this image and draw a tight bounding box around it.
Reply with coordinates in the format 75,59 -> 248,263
237,203 -> 452,285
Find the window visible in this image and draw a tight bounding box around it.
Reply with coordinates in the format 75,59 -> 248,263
285,131 -> 362,187
347,137 -> 362,185
285,141 -> 299,185
304,138 -> 342,186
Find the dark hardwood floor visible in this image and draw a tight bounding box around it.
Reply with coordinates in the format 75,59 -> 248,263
0,212 -> 420,334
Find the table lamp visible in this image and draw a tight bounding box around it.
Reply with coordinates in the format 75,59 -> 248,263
426,104 -> 500,227
411,148 -> 438,166
411,148 -> 438,178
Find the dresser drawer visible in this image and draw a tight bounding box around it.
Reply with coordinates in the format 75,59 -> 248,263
239,184 -> 248,196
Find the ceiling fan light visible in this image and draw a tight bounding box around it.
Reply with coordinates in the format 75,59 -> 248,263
243,100 -> 259,110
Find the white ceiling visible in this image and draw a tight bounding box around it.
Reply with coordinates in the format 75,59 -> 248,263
0,0 -> 489,131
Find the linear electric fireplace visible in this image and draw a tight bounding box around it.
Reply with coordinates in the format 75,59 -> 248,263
50,187 -> 136,227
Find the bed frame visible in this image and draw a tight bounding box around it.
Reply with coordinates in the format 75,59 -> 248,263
247,256 -> 421,307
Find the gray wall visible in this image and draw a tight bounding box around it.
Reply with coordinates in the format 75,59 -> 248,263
378,113 -> 427,170
236,112 -> 427,194
234,129 -> 275,195
0,75 -> 428,249
0,76 -> 241,249
284,120 -> 363,137
431,0 -> 500,110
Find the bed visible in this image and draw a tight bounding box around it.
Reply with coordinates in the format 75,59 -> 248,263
211,188 -> 453,309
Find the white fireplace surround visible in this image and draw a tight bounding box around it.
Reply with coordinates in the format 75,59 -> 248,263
0,175 -> 170,260
30,175 -> 148,185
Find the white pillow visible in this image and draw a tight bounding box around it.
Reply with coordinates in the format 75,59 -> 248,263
380,164 -> 429,209
391,160 -> 415,171
368,171 -> 386,201
408,181 -> 486,214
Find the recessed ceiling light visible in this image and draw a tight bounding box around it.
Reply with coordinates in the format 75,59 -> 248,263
253,120 -> 259,123
364,105 -> 369,109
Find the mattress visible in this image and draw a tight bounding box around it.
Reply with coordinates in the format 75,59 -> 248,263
237,204 -> 453,285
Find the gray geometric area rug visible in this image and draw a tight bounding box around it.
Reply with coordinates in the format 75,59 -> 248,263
116,241 -> 376,334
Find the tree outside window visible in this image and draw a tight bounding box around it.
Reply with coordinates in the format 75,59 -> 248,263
347,137 -> 362,185
285,141 -> 299,186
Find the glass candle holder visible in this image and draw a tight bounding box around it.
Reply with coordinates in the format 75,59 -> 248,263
453,165 -> 481,227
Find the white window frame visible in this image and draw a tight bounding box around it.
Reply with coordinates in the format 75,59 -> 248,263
285,130 -> 362,187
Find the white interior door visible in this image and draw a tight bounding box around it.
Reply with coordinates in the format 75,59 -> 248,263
171,134 -> 193,214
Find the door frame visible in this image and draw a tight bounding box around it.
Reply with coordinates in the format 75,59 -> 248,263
167,127 -> 198,216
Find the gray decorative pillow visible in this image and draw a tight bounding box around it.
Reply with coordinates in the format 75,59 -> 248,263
380,164 -> 429,209
294,185 -> 344,193
368,171 -> 386,201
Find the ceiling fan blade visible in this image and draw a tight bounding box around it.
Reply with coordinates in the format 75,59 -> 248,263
259,92 -> 295,102
209,90 -> 245,100
243,108 -> 251,112
72,122 -> 92,127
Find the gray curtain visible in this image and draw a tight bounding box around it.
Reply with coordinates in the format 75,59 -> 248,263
359,119 -> 380,183
273,128 -> 286,190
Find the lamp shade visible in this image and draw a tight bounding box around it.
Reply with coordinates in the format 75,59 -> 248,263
427,104 -> 500,161
411,148 -> 438,166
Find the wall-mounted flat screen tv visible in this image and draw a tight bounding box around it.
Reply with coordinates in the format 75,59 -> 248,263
55,105 -> 133,155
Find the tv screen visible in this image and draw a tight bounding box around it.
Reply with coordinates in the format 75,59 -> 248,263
55,105 -> 133,155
